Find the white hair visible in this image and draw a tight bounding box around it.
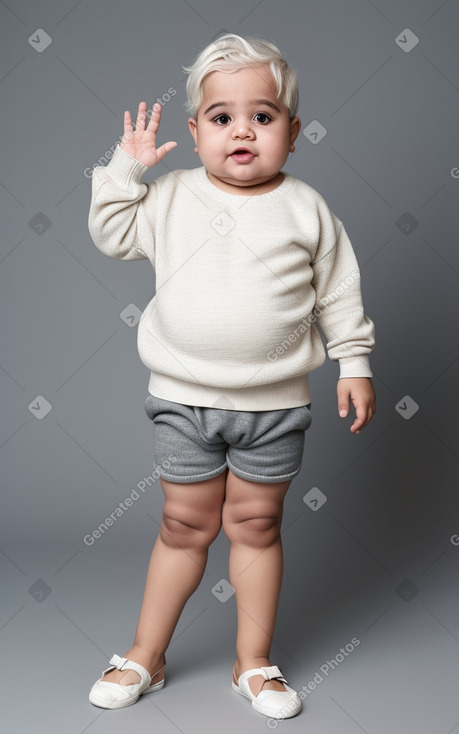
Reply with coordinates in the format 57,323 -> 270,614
182,33 -> 299,120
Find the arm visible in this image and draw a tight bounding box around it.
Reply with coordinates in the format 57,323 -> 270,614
311,207 -> 376,432
88,102 -> 177,262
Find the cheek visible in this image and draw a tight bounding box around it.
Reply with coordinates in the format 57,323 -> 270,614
199,127 -> 218,145
265,134 -> 289,156
265,126 -> 289,145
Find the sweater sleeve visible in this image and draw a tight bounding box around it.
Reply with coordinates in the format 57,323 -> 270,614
88,145 -> 157,262
311,205 -> 375,379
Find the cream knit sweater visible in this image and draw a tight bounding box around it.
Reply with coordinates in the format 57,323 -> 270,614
88,145 -> 375,411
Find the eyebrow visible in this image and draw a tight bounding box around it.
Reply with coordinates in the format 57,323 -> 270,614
203,99 -> 281,116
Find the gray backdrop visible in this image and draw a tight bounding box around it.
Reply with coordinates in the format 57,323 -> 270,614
1,1 -> 458,732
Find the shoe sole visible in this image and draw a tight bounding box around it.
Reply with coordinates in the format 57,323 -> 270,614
89,692 -> 140,709
232,682 -> 302,718
89,679 -> 165,709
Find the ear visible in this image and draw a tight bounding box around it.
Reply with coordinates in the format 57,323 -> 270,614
289,116 -> 301,146
187,117 -> 198,146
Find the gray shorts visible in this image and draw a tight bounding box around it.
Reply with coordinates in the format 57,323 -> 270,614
144,395 -> 312,485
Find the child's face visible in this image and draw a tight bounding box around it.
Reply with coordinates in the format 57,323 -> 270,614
187,64 -> 301,194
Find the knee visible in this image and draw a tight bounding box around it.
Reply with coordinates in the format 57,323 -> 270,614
222,513 -> 281,548
161,504 -> 221,550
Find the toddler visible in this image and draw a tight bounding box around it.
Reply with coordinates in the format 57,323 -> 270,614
87,33 -> 376,720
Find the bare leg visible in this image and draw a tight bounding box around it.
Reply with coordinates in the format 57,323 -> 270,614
221,469 -> 291,696
101,469 -> 227,686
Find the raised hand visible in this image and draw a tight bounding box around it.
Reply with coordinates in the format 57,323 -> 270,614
119,101 -> 178,167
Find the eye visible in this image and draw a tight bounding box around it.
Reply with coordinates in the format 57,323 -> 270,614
213,114 -> 231,125
254,113 -> 272,124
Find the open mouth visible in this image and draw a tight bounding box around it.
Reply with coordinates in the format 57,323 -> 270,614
230,148 -> 255,162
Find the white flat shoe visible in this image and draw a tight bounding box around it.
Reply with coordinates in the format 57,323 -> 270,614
232,664 -> 302,719
89,653 -> 165,709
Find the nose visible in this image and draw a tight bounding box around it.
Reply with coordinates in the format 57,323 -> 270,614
231,120 -> 255,139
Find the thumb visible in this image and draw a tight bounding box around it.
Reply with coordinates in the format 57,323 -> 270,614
156,140 -> 178,161
337,389 -> 350,417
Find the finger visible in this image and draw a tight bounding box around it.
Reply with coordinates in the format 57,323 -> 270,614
135,101 -> 148,132
155,140 -> 178,161
350,405 -> 372,433
350,416 -> 365,433
338,395 -> 350,417
146,102 -> 162,134
123,109 -> 133,136
122,109 -> 135,144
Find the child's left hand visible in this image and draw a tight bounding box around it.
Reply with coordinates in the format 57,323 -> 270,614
337,377 -> 376,434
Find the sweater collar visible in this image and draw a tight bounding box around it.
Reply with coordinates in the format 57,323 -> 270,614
194,166 -> 296,204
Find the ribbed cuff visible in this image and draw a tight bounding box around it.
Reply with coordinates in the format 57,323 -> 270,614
103,145 -> 150,187
338,355 -> 373,379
